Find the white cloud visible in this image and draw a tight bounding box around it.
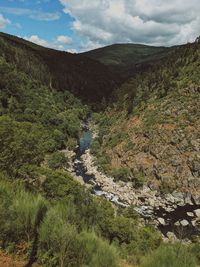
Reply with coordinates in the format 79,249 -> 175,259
59,0 -> 200,50
56,35 -> 72,44
0,7 -> 60,21
24,35 -> 75,52
24,35 -> 49,47
66,48 -> 77,53
0,14 -> 10,29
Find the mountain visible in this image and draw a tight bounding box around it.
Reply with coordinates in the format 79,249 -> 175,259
92,39 -> 200,195
0,31 -> 165,267
82,43 -> 174,79
0,32 -> 118,104
1,31 -> 200,266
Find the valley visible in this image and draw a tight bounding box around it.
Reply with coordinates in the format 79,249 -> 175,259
68,120 -> 200,240
0,31 -> 200,267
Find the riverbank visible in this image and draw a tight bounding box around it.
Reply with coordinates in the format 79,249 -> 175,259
65,121 -> 200,240
81,146 -> 200,240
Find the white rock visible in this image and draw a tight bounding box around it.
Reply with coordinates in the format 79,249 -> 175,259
180,220 -> 189,226
194,209 -> 200,218
158,218 -> 166,225
192,220 -> 197,227
166,232 -> 177,241
187,212 -> 194,217
175,221 -> 180,226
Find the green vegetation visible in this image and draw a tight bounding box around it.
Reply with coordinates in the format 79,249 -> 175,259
92,38 -> 200,191
47,152 -> 68,170
0,49 -> 89,180
0,33 -> 164,267
83,43 -> 172,79
0,32 -> 117,104
111,167 -> 131,182
141,244 -> 197,267
1,32 -> 200,266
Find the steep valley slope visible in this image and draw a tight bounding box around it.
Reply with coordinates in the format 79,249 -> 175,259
91,38 -> 200,197
0,32 -> 118,104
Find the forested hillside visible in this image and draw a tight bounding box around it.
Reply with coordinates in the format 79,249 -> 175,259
83,43 -> 174,79
0,32 -> 118,104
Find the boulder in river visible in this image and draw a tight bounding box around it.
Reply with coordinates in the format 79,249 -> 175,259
180,219 -> 189,226
166,232 -> 177,241
194,209 -> 200,218
187,212 -> 194,217
158,217 -> 166,225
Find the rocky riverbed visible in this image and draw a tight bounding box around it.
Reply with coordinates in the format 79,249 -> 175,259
81,148 -> 200,239
66,122 -> 200,240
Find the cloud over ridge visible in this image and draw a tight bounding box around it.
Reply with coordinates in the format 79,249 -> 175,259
60,0 -> 200,51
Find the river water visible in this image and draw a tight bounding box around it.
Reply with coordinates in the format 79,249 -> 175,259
72,123 -> 200,239
74,126 -> 94,183
72,123 -> 129,208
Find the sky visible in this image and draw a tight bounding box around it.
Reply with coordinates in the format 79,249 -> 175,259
0,0 -> 200,53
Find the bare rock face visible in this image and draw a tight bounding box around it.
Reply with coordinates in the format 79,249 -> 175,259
100,85 -> 200,198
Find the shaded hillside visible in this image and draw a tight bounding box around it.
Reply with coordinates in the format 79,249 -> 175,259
0,32 -> 118,104
92,39 -> 200,195
83,43 -> 173,79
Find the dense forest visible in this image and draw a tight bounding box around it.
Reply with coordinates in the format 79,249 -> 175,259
0,32 -> 200,267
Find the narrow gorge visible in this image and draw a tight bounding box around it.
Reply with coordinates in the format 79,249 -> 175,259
68,121 -> 200,240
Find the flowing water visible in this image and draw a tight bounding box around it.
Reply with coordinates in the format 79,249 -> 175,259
72,123 -> 129,208
73,125 -> 94,183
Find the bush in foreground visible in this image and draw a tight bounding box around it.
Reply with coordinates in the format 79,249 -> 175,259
141,243 -> 197,267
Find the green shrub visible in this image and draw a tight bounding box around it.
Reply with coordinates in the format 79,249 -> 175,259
132,170 -> 145,188
47,152 -> 68,170
123,141 -> 135,152
0,116 -> 48,177
111,167 -> 131,182
38,207 -> 81,267
79,231 -> 119,267
0,176 -> 47,247
190,242 -> 200,264
141,244 -> 197,267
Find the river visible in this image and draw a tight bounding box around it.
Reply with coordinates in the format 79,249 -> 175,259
71,121 -> 200,239
72,122 -> 129,208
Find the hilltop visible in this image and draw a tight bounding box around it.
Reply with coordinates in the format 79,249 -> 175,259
83,43 -> 174,79
0,32 -> 118,104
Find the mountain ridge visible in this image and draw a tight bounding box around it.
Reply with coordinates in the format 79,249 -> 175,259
0,32 -> 118,104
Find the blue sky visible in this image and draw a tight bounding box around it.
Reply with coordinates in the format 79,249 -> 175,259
0,0 -> 79,52
0,0 -> 200,52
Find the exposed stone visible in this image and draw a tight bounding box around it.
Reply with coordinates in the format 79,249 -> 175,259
192,220 -> 196,227
166,232 -> 177,241
158,218 -> 166,225
187,212 -> 194,217
184,194 -> 193,205
72,125 -> 200,242
180,220 -> 189,226
194,209 -> 200,218
192,196 -> 200,205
